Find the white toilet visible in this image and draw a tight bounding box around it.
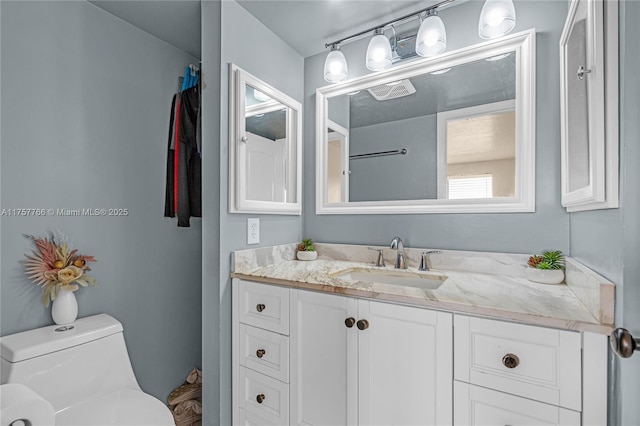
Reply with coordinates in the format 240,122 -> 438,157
0,314 -> 175,426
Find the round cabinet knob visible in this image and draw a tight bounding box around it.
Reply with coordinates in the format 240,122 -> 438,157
610,328 -> 639,358
356,319 -> 369,330
256,393 -> 266,404
256,303 -> 266,312
502,353 -> 520,369
256,349 -> 266,358
345,317 -> 356,328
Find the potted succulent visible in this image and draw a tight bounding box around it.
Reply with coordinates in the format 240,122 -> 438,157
296,238 -> 317,261
526,250 -> 565,284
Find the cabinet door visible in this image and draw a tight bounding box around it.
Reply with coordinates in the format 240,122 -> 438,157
454,382 -> 581,426
290,290 -> 358,425
358,300 -> 453,426
559,0 -> 618,211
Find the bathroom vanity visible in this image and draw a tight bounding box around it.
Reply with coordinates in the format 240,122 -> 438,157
231,243 -> 613,426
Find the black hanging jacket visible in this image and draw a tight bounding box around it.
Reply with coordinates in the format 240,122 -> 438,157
164,85 -> 201,227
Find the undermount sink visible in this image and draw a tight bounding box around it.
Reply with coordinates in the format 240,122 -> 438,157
332,268 -> 447,290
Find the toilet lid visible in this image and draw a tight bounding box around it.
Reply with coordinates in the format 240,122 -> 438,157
55,388 -> 175,426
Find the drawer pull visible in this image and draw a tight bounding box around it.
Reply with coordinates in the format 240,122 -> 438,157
256,303 -> 266,312
345,317 -> 356,328
502,353 -> 520,369
256,348 -> 266,358
357,319 -> 369,330
256,393 -> 266,404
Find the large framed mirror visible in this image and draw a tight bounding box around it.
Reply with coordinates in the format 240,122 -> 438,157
316,30 -> 535,214
230,64 -> 302,215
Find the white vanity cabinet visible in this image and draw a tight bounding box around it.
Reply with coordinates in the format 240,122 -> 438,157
234,280 -> 291,425
232,278 -> 608,426
453,315 -> 607,426
290,289 -> 452,426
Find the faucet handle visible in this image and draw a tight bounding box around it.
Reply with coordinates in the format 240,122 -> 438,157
367,247 -> 386,267
418,251 -> 441,271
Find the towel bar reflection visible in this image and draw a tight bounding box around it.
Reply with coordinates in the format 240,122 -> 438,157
349,148 -> 407,160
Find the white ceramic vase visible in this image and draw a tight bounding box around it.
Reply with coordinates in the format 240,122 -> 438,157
52,288 -> 78,325
297,251 -> 318,261
525,268 -> 565,285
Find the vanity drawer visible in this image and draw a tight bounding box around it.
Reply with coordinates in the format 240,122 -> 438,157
239,324 -> 289,382
454,381 -> 580,426
239,367 -> 289,425
238,280 -> 290,335
454,315 -> 581,411
237,408 -> 280,426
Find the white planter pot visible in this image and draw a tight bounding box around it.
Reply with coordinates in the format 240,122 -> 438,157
52,288 -> 78,325
525,268 -> 565,285
297,251 -> 318,261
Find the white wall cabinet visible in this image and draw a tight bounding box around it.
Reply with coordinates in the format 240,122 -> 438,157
232,279 -> 608,426
290,289 -> 453,426
559,0 -> 618,212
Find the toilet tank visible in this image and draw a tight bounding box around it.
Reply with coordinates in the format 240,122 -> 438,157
0,314 -> 141,412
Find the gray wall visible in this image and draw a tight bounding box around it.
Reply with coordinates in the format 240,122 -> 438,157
0,1 -> 202,402
569,2 -> 640,424
304,0 -> 569,253
201,1 -> 305,424
201,1 -> 221,425
349,115 -> 437,201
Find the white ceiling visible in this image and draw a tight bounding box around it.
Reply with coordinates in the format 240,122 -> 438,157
88,0 -> 444,59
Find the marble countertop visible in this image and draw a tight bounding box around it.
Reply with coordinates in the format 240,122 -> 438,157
231,244 -> 614,334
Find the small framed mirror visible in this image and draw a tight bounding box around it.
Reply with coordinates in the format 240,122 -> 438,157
316,30 -> 535,215
229,64 -> 302,214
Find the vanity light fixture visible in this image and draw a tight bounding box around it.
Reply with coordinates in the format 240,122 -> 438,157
323,44 -> 349,83
321,0 -> 455,83
366,28 -> 393,71
415,9 -> 447,57
321,0 -> 517,83
478,0 -> 516,39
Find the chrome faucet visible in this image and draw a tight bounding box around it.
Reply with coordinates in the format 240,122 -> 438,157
418,251 -> 441,271
368,247 -> 386,267
389,237 -> 407,269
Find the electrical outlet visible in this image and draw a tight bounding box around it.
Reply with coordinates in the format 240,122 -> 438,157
247,218 -> 260,245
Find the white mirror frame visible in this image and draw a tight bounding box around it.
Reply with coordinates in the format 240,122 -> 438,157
229,64 -> 302,215
315,29 -> 536,215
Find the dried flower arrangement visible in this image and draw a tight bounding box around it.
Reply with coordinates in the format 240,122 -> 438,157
24,231 -> 98,307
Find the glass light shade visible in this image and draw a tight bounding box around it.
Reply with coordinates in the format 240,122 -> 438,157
415,14 -> 447,57
366,32 -> 392,71
478,0 -> 516,39
253,89 -> 271,102
323,48 -> 348,83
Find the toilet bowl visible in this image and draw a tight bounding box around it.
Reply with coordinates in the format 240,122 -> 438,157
0,314 -> 175,426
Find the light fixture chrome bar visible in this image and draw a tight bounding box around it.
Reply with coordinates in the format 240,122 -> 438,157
324,0 -> 455,49
349,148 -> 408,160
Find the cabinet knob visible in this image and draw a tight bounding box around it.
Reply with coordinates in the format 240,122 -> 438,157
502,353 -> 520,369
610,328 -> 640,358
345,317 -> 356,328
357,319 -> 369,330
256,348 -> 266,358
256,393 -> 266,404
256,303 -> 266,312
